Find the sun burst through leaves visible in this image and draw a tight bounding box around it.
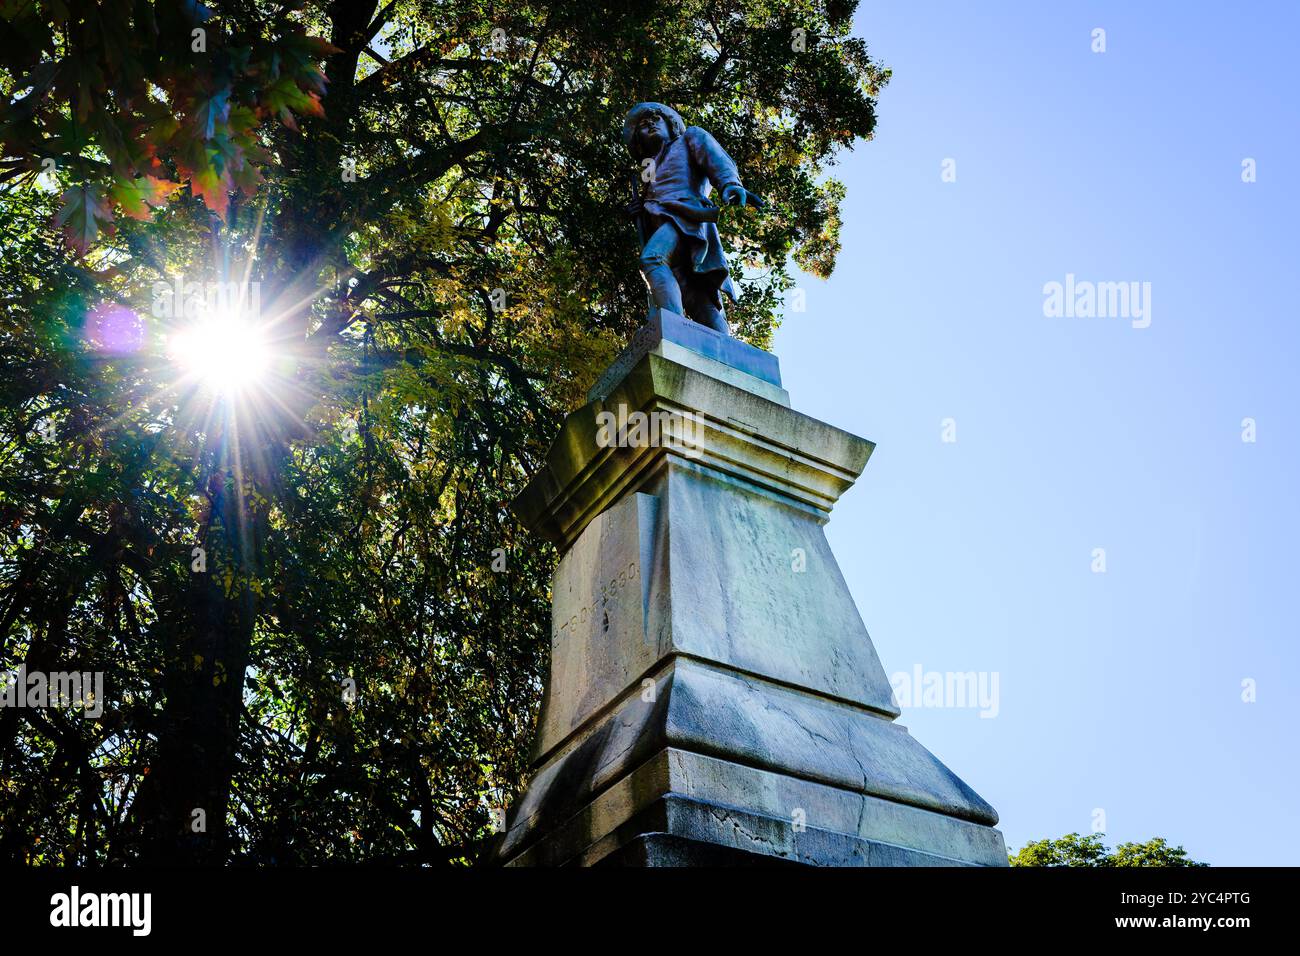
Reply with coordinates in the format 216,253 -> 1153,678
168,307 -> 272,395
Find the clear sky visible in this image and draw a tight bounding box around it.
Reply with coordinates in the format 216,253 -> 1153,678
771,1 -> 1300,865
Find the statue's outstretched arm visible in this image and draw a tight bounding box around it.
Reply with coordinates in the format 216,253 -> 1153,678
685,126 -> 764,210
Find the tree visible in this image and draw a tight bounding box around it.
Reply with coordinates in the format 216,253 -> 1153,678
1010,833 -> 1208,867
0,0 -> 887,864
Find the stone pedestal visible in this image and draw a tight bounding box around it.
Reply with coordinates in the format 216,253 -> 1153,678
493,310 -> 1007,866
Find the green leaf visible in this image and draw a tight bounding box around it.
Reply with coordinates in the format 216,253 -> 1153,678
108,174 -> 180,220
53,184 -> 113,253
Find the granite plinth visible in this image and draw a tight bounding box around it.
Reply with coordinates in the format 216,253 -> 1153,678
493,328 -> 1007,867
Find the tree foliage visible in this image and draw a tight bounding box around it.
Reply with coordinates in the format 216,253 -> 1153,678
0,0 -> 887,864
1010,833 -> 1208,868
1,0 -> 338,247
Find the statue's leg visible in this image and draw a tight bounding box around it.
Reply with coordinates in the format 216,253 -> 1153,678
681,281 -> 729,334
638,222 -> 685,316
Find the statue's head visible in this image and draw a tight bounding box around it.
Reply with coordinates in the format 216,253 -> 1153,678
622,102 -> 685,160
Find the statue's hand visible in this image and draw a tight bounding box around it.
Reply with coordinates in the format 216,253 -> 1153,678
721,184 -> 765,211
721,184 -> 747,207
622,196 -> 643,219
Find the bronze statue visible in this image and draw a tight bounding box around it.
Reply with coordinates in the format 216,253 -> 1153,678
622,102 -> 763,335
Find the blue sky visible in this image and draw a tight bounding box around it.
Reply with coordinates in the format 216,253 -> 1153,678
771,1 -> 1300,865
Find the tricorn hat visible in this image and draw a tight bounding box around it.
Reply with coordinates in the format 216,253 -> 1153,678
622,102 -> 686,156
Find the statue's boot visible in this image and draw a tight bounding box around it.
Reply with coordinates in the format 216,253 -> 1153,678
681,283 -> 729,334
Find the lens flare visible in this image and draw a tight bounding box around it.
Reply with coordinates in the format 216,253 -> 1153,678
86,303 -> 145,354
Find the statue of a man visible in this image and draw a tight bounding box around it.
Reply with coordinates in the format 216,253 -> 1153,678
622,102 -> 761,335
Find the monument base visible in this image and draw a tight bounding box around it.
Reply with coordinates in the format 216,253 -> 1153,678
493,316 -> 1007,867
504,747 -> 1007,867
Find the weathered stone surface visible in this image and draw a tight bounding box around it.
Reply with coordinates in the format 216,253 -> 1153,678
534,492 -> 663,759
498,658 -> 1002,865
514,350 -> 872,552
532,463 -> 899,762
495,340 -> 1007,867
655,460 -> 898,716
587,308 -> 786,405
508,750 -> 1006,867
